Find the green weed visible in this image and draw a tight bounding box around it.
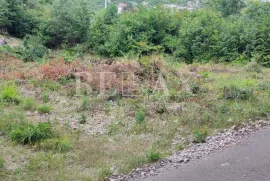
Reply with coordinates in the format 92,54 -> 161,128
0,83 -> 20,104
189,82 -> 200,94
135,110 -> 145,124
39,138 -> 71,152
146,146 -> 161,163
41,92 -> 49,103
22,98 -> 36,111
79,97 -> 90,111
80,114 -> 87,124
193,128 -> 208,143
37,104 -> 52,114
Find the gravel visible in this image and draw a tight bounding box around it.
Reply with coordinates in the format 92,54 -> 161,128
109,119 -> 270,181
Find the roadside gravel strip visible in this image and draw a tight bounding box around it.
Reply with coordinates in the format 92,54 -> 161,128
110,119 -> 270,181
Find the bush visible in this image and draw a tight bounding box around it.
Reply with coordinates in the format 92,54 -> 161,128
91,6 -> 179,57
189,82 -> 200,94
135,110 -> 145,124
19,36 -> 48,62
37,104 -> 52,114
222,86 -> 253,100
174,9 -> 223,63
10,122 -> 53,144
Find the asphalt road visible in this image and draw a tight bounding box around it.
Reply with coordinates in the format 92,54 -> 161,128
143,127 -> 270,181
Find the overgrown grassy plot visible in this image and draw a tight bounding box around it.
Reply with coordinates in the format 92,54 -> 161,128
1,55 -> 270,181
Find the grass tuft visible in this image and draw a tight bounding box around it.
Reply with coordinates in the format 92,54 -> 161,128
39,138 -> 71,152
135,110 -> 145,124
146,147 -> 161,163
37,104 -> 52,114
9,122 -> 53,144
41,92 -> 50,103
80,114 -> 87,124
79,97 -> 90,111
0,83 -> 21,104
22,98 -> 36,111
97,166 -> 112,181
193,128 -> 208,143
222,86 -> 253,100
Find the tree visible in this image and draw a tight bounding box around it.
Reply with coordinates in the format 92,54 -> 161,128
206,0 -> 246,17
41,0 -> 91,48
88,4 -> 118,55
0,0 -> 11,29
1,0 -> 38,37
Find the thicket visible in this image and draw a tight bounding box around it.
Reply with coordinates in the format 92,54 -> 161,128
1,0 -> 270,66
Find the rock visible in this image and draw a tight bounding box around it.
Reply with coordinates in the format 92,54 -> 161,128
0,39 -> 7,46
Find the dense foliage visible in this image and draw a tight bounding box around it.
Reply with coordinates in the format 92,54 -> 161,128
1,0 -> 270,66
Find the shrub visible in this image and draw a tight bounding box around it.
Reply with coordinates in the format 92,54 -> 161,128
0,83 -> 20,104
174,9 -> 223,63
222,86 -> 253,100
193,128 -> 208,143
10,122 -> 53,144
189,82 -> 200,94
37,104 -> 52,114
135,110 -> 145,124
39,138 -> 71,152
19,36 -> 47,62
22,98 -> 36,111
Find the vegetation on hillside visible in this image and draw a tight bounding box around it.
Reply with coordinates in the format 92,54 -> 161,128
1,54 -> 270,180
